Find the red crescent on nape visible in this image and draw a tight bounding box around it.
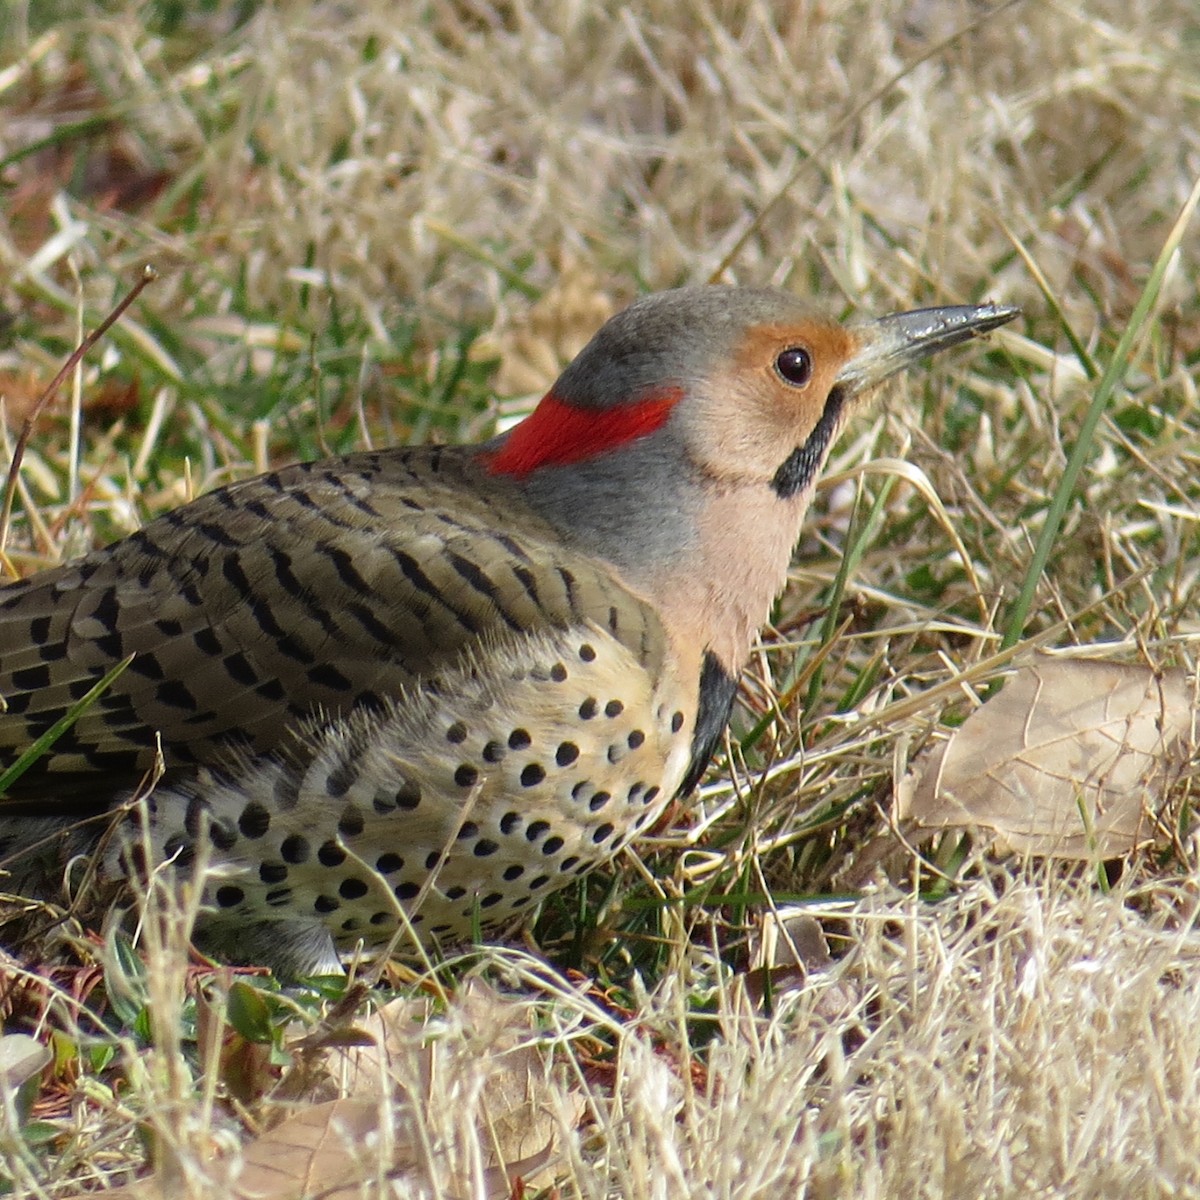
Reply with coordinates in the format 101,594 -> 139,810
482,386 -> 684,478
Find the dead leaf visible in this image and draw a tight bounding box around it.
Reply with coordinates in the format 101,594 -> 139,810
322,980 -> 574,1192
742,910 -> 824,1006
901,658 -> 1195,858
234,1098 -> 387,1198
226,1096 -> 556,1199
99,981 -> 576,1199
743,910 -> 865,1023
89,1101 -> 395,1200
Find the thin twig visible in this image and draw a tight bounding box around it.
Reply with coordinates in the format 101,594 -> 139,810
0,264 -> 158,567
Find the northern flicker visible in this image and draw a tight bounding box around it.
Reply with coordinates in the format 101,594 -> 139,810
0,287 -> 1017,975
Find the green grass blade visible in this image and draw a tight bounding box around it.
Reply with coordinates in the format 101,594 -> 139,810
0,654 -> 136,796
806,476 -> 896,714
1000,173 -> 1200,654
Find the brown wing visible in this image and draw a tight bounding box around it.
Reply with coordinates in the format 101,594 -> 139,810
0,445 -> 668,801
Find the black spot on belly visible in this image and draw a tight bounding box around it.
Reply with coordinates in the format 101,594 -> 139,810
281,834 -> 310,863
318,841 -> 346,867
238,801 -> 271,839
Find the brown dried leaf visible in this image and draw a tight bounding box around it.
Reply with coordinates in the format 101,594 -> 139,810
93,1104 -> 553,1200
100,982 -> 571,1199
226,1096 -> 551,1199
233,1098 -> 388,1198
325,980 -> 573,1191
89,1101 -> 409,1200
744,910 -> 834,1008
900,658 -> 1194,858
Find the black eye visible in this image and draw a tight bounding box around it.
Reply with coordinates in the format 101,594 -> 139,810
775,347 -> 812,386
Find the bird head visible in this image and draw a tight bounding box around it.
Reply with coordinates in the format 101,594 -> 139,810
481,286 -> 1017,669
485,286 -> 1016,495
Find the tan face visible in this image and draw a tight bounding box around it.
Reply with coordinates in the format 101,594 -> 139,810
677,317 -> 859,487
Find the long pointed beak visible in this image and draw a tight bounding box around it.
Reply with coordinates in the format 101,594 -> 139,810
839,303 -> 1020,393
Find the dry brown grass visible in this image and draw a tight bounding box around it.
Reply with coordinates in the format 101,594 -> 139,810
2,0 -> 1200,1195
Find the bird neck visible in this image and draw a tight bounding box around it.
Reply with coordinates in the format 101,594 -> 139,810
663,481 -> 811,672
512,436 -> 811,678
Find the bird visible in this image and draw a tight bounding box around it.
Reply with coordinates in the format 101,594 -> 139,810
0,286 -> 1018,975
